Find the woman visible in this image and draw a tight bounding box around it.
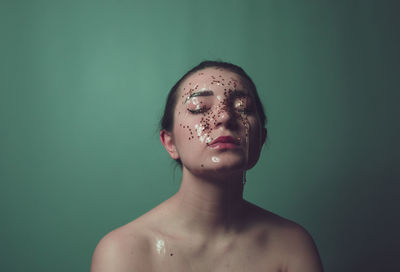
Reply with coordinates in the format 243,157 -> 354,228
91,61 -> 324,272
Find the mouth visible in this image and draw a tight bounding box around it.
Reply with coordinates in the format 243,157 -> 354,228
208,136 -> 241,149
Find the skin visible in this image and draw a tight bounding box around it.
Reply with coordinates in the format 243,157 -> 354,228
90,68 -> 324,272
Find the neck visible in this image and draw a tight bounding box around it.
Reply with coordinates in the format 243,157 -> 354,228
170,167 -> 247,236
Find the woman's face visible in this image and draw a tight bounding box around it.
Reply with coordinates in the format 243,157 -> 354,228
165,67 -> 266,174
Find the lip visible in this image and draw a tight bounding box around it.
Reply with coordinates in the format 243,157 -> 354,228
208,136 -> 240,149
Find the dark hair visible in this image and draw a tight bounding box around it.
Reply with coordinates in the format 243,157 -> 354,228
160,60 -> 267,165
161,60 -> 267,130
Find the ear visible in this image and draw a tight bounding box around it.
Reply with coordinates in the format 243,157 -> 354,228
261,127 -> 267,145
160,130 -> 180,160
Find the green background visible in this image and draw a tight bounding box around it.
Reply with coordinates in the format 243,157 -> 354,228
1,0 -> 399,271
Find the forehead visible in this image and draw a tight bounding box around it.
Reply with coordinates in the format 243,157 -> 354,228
178,67 -> 247,96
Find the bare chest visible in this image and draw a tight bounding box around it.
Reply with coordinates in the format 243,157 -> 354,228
147,238 -> 285,272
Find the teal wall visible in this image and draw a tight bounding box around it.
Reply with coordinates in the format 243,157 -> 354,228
1,1 -> 399,271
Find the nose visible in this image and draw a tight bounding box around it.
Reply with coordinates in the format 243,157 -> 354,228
213,104 -> 238,130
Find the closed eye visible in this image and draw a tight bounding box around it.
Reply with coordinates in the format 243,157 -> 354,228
237,108 -> 252,114
187,107 -> 210,114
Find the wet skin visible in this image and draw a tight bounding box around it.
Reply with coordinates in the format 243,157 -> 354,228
90,68 -> 323,272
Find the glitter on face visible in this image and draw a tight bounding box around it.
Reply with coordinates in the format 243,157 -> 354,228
176,68 -> 259,178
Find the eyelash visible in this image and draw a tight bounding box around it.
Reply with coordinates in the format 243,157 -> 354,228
188,107 -> 252,115
187,108 -> 209,114
237,108 -> 252,114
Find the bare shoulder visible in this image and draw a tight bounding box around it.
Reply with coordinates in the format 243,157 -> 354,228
90,220 -> 152,272
278,221 -> 324,272
246,202 -> 324,272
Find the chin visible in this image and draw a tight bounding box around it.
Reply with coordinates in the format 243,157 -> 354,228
205,155 -> 248,172
183,151 -> 260,174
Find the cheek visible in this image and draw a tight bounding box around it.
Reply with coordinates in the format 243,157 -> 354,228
176,123 -> 196,141
176,111 -> 216,144
175,110 -> 203,143
249,125 -> 263,154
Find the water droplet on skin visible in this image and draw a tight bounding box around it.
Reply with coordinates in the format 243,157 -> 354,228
242,171 -> 247,185
235,101 -> 243,107
192,97 -> 199,105
211,156 -> 220,163
243,117 -> 250,185
156,239 -> 166,255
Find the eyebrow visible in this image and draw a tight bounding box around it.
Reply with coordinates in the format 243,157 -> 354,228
185,90 -> 249,103
185,90 -> 214,103
230,90 -> 249,98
